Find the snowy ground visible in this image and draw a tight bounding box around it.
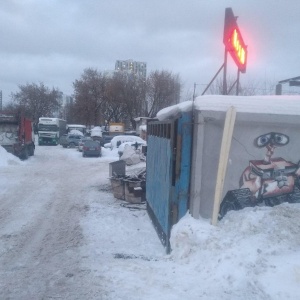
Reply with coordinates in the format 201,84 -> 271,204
0,142 -> 300,299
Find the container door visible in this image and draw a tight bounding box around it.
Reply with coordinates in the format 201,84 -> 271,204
146,112 -> 192,253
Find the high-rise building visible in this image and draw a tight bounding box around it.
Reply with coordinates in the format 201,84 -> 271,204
115,59 -> 147,79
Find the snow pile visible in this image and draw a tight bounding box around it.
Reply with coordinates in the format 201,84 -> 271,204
120,144 -> 143,165
90,126 -> 102,137
109,135 -> 145,149
1,144 -> 300,298
139,124 -> 147,132
0,146 -> 22,166
170,204 -> 300,298
69,129 -> 83,136
157,100 -> 191,121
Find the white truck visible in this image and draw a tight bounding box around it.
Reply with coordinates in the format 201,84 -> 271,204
38,117 -> 67,145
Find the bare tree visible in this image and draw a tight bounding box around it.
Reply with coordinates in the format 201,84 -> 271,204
120,73 -> 146,128
206,76 -> 262,96
10,82 -> 61,124
98,72 -> 146,128
72,68 -> 181,126
102,72 -> 129,123
146,70 -> 181,118
73,68 -> 107,126
2,101 -> 19,112
238,79 -> 260,96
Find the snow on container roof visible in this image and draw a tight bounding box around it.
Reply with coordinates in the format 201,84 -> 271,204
156,95 -> 300,121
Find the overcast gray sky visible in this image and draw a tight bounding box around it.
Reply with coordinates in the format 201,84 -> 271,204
1,0 -> 299,104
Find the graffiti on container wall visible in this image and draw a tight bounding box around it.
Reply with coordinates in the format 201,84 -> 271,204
219,132 -> 300,219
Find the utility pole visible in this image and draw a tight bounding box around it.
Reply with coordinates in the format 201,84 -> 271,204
222,49 -> 228,95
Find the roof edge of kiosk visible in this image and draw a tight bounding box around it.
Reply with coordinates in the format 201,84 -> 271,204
157,95 -> 300,121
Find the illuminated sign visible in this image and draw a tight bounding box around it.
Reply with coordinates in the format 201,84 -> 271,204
223,8 -> 247,73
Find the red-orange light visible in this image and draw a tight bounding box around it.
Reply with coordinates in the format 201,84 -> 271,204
223,8 -> 247,73
230,29 -> 246,65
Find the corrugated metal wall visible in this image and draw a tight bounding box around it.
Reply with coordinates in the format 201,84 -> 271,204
146,112 -> 192,253
146,121 -> 174,251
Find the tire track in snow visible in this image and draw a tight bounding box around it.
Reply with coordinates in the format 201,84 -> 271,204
0,145 -> 109,299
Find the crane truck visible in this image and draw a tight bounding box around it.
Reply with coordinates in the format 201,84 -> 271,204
0,111 -> 35,160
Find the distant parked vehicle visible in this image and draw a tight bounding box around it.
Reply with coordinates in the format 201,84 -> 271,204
67,124 -> 87,135
38,117 -> 67,145
104,135 -> 146,150
0,111 -> 35,160
82,140 -> 101,157
118,141 -> 147,157
78,137 -> 92,152
100,134 -> 114,147
107,122 -> 125,135
59,134 -> 82,148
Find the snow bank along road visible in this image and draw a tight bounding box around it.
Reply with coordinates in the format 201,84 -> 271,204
0,145 -> 164,299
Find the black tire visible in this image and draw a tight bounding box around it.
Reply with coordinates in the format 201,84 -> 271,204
28,144 -> 35,156
264,197 -> 279,207
265,195 -> 287,207
219,200 -> 240,220
294,176 -> 300,189
69,142 -> 76,148
288,186 -> 300,203
62,145 -> 67,148
20,147 -> 29,160
218,189 -> 252,220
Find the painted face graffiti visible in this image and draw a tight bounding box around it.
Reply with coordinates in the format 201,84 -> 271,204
254,132 -> 289,164
241,132 -> 297,198
219,132 -> 300,219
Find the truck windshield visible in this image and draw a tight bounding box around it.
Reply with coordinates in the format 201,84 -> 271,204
38,124 -> 58,132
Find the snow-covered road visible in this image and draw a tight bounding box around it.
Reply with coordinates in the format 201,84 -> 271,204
0,145 -> 164,299
1,143 -> 300,300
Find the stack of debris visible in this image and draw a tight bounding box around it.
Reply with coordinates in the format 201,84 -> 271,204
109,161 -> 146,203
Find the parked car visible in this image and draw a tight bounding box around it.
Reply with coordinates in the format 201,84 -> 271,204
78,137 -> 92,152
59,134 -> 82,148
82,140 -> 101,157
100,134 -> 114,147
104,135 -> 146,150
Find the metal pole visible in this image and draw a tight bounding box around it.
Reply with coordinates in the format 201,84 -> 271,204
201,64 -> 224,96
193,82 -> 196,101
227,79 -> 237,95
223,49 -> 228,95
192,83 -> 196,123
236,70 -> 240,96
275,84 -> 282,95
